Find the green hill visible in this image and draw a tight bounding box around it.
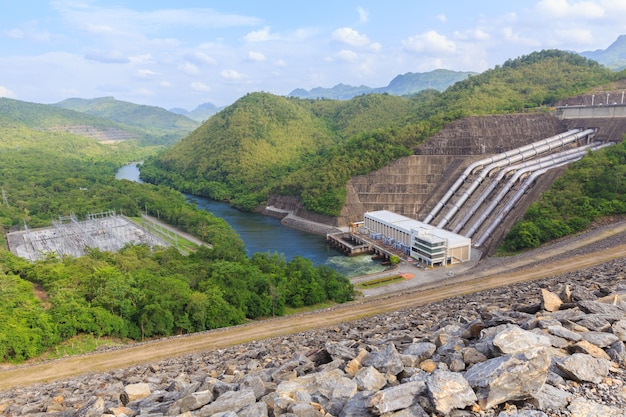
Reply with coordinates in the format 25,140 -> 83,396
53,96 -> 200,145
142,50 -> 624,216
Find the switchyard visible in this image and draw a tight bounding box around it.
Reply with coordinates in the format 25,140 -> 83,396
6,210 -> 174,262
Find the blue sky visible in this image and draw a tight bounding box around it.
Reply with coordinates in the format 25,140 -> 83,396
1,0 -> 625,110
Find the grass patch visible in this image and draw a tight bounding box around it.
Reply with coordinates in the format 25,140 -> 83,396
37,334 -> 130,361
357,275 -> 405,289
284,301 -> 337,315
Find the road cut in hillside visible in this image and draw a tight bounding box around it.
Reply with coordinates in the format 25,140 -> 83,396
1,222 -> 625,391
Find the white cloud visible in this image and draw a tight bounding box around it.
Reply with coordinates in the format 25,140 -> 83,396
220,69 -> 243,80
332,27 -> 370,47
437,14 -> 447,23
357,7 -> 368,24
190,52 -> 217,65
403,30 -> 456,54
335,50 -> 359,63
84,49 -> 129,64
178,62 -> 199,75
128,54 -> 154,65
535,0 -> 605,19
0,86 -> 15,98
274,59 -> 287,67
191,82 -> 211,92
244,26 -> 279,42
453,28 -> 491,43
248,51 -> 266,62
137,69 -> 159,78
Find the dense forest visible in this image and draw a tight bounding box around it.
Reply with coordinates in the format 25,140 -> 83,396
502,139 -> 626,250
141,51 -> 626,216
0,117 -> 353,363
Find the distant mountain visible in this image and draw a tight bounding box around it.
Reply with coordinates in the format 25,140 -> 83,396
579,35 -> 626,71
289,69 -> 476,100
0,97 -> 143,142
169,102 -> 223,122
53,97 -> 200,145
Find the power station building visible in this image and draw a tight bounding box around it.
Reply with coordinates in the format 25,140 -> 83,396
363,210 -> 471,266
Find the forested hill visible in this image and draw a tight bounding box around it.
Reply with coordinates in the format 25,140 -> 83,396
0,97 -> 192,147
141,51 -> 626,217
53,96 -> 199,146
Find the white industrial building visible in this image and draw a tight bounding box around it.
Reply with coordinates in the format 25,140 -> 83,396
363,210 -> 472,266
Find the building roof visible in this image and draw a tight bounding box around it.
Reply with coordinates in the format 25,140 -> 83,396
365,210 -> 471,248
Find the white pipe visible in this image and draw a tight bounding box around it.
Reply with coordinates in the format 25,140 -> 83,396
435,129 -> 594,229
465,143 -> 609,239
473,142 -> 613,247
452,143 -> 600,234
422,129 -> 581,224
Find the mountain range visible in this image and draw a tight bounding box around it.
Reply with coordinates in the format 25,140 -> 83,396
289,69 -> 476,100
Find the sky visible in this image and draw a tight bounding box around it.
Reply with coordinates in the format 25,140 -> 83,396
1,1 -> 626,111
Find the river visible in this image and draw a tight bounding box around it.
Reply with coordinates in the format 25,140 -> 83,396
116,163 -> 386,277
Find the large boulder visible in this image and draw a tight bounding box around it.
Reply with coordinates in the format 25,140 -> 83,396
464,348 -> 550,410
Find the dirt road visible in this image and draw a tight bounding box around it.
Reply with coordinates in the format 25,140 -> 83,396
1,222 -> 625,391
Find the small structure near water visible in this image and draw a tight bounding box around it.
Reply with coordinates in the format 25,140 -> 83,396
327,210 -> 472,267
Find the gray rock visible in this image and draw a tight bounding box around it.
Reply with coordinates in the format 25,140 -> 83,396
464,348 -> 550,410
426,369 -> 477,415
461,347 -> 488,366
168,390 -> 214,414
353,366 -> 387,391
196,389 -> 256,417
578,330 -> 619,348
613,319 -> 626,341
340,391 -> 375,417
576,314 -> 612,332
385,403 -> 429,416
291,402 -> 324,417
492,326 -> 552,355
606,340 -> 626,364
402,342 -> 436,363
318,370 -> 357,401
325,340 -> 358,361
367,380 -> 425,415
578,300 -> 624,321
567,397 -> 625,416
546,324 -> 583,341
497,411 -> 548,417
557,353 -> 611,383
529,383 -> 570,410
361,343 -> 404,376
241,375 -> 270,400
76,396 -> 105,417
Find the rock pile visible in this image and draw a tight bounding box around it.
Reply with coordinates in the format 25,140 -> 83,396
1,259 -> 625,417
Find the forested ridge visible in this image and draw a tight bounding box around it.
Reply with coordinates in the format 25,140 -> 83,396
0,117 -> 353,363
141,50 -> 626,217
0,97 -> 196,147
